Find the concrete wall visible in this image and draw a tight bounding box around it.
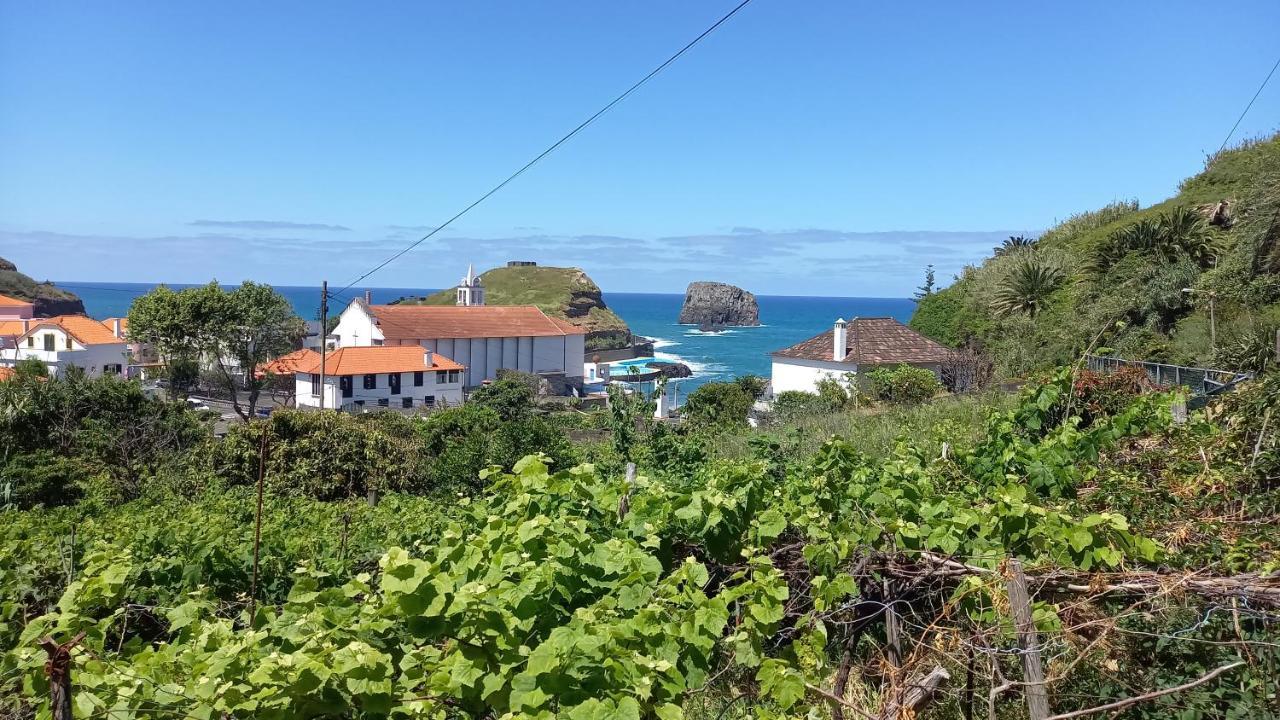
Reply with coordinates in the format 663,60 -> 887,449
295,370 -> 464,410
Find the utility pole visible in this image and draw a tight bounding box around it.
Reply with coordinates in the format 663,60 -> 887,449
319,281 -> 328,411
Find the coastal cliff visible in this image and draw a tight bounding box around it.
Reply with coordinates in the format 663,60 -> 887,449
678,281 -> 760,327
399,265 -> 632,350
0,257 -> 86,316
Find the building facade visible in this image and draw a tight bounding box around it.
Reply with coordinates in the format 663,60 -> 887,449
332,298 -> 586,390
294,346 -> 465,411
1,315 -> 130,378
770,317 -> 949,395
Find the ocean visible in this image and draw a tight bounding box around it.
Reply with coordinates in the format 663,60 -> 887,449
61,282 -> 917,388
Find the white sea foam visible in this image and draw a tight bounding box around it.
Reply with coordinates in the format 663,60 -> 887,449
683,329 -> 738,337
655,351 -> 728,378
650,337 -> 680,349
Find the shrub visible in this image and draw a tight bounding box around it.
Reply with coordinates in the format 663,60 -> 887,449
682,381 -> 754,429
866,364 -> 942,405
1070,366 -> 1155,425
417,404 -> 579,492
469,373 -> 537,421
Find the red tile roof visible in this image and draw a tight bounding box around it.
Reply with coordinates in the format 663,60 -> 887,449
101,317 -> 128,336
256,348 -> 321,377
0,320 -> 29,337
0,367 -> 13,381
0,294 -> 33,308
369,305 -> 586,340
297,346 -> 464,376
18,315 -> 126,347
772,317 -> 951,366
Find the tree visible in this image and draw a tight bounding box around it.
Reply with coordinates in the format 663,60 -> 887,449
129,282 -> 303,420
994,235 -> 1036,256
682,381 -> 753,429
914,264 -> 936,300
470,373 -> 537,421
213,282 -> 306,421
992,256 -> 1065,318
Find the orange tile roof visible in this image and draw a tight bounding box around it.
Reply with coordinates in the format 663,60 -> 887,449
772,317 -> 952,366
0,320 -> 29,337
256,348 -> 321,377
0,367 -> 13,381
101,317 -> 129,335
18,315 -> 126,346
297,346 -> 464,376
369,304 -> 586,340
0,293 -> 33,308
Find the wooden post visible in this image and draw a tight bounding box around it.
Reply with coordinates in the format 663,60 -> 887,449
1005,558 -> 1050,720
39,632 -> 84,720
1171,398 -> 1187,425
883,580 -> 902,669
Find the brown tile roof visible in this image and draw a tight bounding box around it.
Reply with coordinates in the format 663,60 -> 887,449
0,293 -> 33,308
256,348 -> 321,377
18,315 -> 126,347
369,305 -> 585,340
297,346 -> 464,376
772,317 -> 951,366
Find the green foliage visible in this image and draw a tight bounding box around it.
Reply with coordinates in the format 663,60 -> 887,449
992,254 -> 1066,318
209,410 -> 424,500
0,373 -> 206,508
865,364 -> 942,406
417,403 -> 580,492
682,381 -> 754,429
469,372 -> 538,421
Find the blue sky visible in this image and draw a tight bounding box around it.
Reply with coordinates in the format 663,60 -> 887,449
2,1 -> 1278,297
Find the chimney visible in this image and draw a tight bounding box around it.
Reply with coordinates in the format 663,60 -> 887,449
21,319 -> 29,333
364,290 -> 372,305
112,319 -> 122,338
833,318 -> 848,361
424,350 -> 434,368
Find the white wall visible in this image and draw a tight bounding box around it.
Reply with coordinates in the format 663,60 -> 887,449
770,357 -> 859,395
333,302 -> 384,348
295,370 -> 464,410
1,327 -> 128,378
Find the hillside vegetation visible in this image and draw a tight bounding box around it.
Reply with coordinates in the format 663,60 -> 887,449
0,256 -> 85,316
911,133 -> 1280,377
399,265 -> 632,349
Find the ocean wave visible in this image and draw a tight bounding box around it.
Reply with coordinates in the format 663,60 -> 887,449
683,329 -> 738,337
655,350 -> 728,377
650,338 -> 680,349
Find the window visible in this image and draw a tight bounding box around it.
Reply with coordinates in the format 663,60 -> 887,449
435,370 -> 447,383
43,334 -> 54,352
340,376 -> 353,398
377,398 -> 389,407
413,371 -> 423,387
363,374 -> 376,389
65,336 -> 73,350
26,336 -> 33,348
424,395 -> 435,407
389,373 -> 401,395
372,339 -> 384,347
104,363 -> 122,375
401,397 -> 413,408
310,373 -> 322,396
448,370 -> 461,383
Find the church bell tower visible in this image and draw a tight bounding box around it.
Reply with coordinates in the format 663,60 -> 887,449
455,264 -> 485,306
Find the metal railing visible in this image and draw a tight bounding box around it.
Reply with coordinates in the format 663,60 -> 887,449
1084,354 -> 1254,407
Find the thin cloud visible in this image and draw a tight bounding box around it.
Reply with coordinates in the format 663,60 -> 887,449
189,219 -> 352,231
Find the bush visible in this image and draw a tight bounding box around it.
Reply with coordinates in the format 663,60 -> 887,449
469,373 -> 537,421
681,381 -> 754,429
1070,366 -> 1154,425
770,390 -> 833,422
417,404 -> 579,492
865,364 -> 942,405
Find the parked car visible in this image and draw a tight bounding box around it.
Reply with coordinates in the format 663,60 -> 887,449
185,398 -> 211,412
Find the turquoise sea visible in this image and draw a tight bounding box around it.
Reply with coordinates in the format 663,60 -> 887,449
60,282 -> 917,388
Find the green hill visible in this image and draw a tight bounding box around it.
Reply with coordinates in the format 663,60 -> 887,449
395,265 -> 632,350
0,256 -> 85,316
911,133 -> 1280,376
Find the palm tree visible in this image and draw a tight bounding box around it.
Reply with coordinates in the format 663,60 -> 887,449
992,256 -> 1065,318
1157,206 -> 1215,266
994,235 -> 1036,256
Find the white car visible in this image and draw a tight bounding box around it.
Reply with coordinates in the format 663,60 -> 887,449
185,398 -> 211,412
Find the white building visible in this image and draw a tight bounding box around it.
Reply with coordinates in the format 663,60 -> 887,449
294,346 -> 465,411
333,276 -> 586,391
455,264 -> 485,306
770,317 -> 950,395
1,315 -> 130,378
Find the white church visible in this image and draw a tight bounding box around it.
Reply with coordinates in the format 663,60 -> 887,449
331,265 -> 587,392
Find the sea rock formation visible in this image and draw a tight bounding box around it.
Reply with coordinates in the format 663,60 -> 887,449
0,256 -> 86,316
678,282 -> 760,327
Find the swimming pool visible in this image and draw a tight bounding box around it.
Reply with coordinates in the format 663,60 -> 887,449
608,356 -> 659,372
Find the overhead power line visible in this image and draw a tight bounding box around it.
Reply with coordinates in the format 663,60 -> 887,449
1214,52 -> 1280,158
334,0 -> 756,297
